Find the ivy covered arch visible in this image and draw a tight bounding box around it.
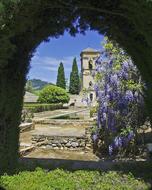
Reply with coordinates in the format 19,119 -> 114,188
0,0 -> 152,174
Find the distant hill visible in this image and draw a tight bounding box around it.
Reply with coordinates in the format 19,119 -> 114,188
28,79 -> 54,90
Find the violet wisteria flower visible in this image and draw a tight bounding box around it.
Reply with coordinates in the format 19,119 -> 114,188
93,39 -> 145,156
92,134 -> 98,142
125,90 -> 134,101
109,145 -> 113,156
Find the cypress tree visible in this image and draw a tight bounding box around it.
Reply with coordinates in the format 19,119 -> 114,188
69,57 -> 80,94
56,62 -> 66,89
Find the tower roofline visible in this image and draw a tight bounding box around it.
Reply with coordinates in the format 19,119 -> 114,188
80,47 -> 100,56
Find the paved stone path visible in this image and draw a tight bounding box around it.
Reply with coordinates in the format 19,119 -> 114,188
25,148 -> 99,161
32,125 -> 86,137
20,125 -> 86,146
34,107 -> 89,119
49,108 -> 90,119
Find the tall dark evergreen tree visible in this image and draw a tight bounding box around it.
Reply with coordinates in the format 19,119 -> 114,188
56,62 -> 66,89
69,58 -> 80,94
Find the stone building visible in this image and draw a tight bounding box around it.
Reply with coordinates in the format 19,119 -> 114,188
80,48 -> 100,102
24,91 -> 38,103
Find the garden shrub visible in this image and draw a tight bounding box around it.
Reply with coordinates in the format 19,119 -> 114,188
38,85 -> 70,104
24,103 -> 63,113
0,168 -> 150,190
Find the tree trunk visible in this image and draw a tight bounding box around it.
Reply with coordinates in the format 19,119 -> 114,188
0,45 -> 29,174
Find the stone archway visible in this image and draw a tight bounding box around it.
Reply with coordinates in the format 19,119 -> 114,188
0,0 -> 152,174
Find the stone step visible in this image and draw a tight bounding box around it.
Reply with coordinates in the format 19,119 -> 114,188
24,148 -> 99,161
20,145 -> 35,156
20,140 -> 49,156
19,122 -> 34,132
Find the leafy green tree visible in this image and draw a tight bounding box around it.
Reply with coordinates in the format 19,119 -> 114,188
38,85 -> 70,104
69,58 -> 80,94
56,62 -> 66,89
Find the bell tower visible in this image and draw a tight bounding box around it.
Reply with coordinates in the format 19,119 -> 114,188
80,48 -> 100,102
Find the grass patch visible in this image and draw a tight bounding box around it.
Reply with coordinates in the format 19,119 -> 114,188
0,168 -> 150,190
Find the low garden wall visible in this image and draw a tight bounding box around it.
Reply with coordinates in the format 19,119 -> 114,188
32,135 -> 86,150
33,119 -> 92,128
32,126 -> 93,150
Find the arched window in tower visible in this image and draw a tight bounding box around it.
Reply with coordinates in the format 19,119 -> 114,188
90,93 -> 93,102
89,59 -> 93,70
89,81 -> 93,87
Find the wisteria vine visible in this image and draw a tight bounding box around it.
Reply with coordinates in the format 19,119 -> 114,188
93,40 -> 145,155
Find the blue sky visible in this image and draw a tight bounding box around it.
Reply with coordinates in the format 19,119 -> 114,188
28,30 -> 104,84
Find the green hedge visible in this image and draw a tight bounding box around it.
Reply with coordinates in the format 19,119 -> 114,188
0,168 -> 150,190
24,103 -> 63,113
38,85 -> 70,104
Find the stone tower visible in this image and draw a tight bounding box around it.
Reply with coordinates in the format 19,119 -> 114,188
80,48 -> 100,102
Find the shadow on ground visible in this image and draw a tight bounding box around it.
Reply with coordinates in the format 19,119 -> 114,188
18,157 -> 152,185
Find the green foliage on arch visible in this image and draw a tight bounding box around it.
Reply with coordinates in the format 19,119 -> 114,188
0,0 -> 152,174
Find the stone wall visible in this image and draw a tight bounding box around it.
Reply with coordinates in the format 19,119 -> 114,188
32,135 -> 86,150
32,126 -> 93,151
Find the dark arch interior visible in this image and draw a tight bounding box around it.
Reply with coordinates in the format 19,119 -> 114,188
0,1 -> 152,174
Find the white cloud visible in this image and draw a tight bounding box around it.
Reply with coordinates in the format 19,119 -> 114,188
31,55 -> 80,71
29,55 -> 81,83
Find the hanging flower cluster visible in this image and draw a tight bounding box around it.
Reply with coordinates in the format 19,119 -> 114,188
93,40 -> 145,155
